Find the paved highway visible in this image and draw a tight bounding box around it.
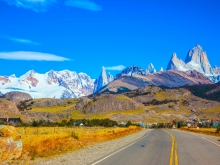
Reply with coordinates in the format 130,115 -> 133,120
92,129 -> 220,165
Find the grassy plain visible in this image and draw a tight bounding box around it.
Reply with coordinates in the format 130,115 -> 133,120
15,126 -> 142,161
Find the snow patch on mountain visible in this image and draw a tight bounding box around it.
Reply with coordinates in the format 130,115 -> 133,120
0,70 -> 94,98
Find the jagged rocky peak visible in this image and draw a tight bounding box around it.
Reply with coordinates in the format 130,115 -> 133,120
119,65 -> 146,76
101,66 -> 108,86
185,45 -> 203,63
166,45 -> 215,76
93,66 -> 112,93
108,72 -> 114,83
185,45 -> 213,75
159,67 -> 164,72
146,63 -> 156,75
166,52 -> 186,71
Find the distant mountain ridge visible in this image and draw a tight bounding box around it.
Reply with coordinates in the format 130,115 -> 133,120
0,44 -> 220,98
0,70 -> 94,98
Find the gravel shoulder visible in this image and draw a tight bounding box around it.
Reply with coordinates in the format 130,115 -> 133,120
34,129 -> 150,165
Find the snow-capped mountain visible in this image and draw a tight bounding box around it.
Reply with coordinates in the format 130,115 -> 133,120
93,67 -> 113,93
159,67 -> 164,72
146,63 -> 156,75
166,45 -> 220,82
116,65 -> 146,77
0,70 -> 94,98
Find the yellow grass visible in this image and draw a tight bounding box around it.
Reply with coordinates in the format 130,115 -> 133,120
15,126 -> 142,160
180,127 -> 220,137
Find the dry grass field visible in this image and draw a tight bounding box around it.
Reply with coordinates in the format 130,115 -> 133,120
15,126 -> 142,160
180,127 -> 220,137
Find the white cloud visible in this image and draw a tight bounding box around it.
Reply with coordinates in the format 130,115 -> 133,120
105,65 -> 126,71
0,51 -> 70,61
3,0 -> 56,12
66,0 -> 101,11
1,36 -> 41,45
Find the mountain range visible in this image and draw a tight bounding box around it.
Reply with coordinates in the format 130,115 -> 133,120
0,44 -> 220,98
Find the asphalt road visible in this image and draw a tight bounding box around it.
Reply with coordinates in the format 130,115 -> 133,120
92,129 -> 220,165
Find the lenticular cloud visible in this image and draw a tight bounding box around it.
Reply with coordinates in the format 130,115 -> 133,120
0,51 -> 70,61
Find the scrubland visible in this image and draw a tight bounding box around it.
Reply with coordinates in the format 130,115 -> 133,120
16,126 -> 141,160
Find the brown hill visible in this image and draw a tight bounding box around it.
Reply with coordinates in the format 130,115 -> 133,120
18,83 -> 220,123
2,91 -> 32,104
99,70 -> 212,94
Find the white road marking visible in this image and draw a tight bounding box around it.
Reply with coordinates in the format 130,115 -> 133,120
91,130 -> 151,165
201,137 -> 220,147
173,129 -> 220,148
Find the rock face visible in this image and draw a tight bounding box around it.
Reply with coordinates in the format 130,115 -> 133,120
146,63 -> 156,75
93,67 -> 113,93
166,45 -> 220,82
0,125 -> 22,161
166,52 -> 186,71
2,91 -> 32,104
0,70 -> 94,98
213,66 -> 220,74
76,94 -> 140,113
185,45 -> 213,74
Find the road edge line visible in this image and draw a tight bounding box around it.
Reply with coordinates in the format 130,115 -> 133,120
91,130 -> 151,165
174,129 -> 220,147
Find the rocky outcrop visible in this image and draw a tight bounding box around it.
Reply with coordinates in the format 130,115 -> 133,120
2,91 -> 32,104
0,125 -> 22,161
93,67 -> 113,93
146,63 -> 156,75
76,94 -> 140,113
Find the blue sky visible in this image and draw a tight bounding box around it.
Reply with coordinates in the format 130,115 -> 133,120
0,0 -> 220,79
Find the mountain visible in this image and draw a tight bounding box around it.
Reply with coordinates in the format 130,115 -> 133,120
98,70 -> 212,94
146,63 -> 156,75
0,70 -> 94,98
167,45 -> 220,82
159,67 -> 164,72
93,67 -> 113,93
116,65 -> 146,77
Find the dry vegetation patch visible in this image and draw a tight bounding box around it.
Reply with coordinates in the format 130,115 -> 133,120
180,127 -> 220,137
15,126 -> 141,161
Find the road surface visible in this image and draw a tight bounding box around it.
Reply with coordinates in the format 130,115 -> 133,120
92,129 -> 220,165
